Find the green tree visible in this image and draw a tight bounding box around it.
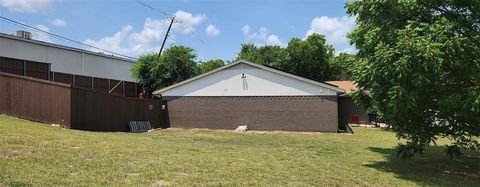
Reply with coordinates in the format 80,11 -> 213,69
131,46 -> 198,97
347,0 -> 480,158
130,53 -> 157,97
236,44 -> 286,67
197,59 -> 225,74
331,52 -> 355,80
281,34 -> 336,82
236,34 -> 336,82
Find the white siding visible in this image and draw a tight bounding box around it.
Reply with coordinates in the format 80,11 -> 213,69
46,47 -> 83,75
83,53 -> 133,81
0,35 -> 135,81
0,37 -> 46,62
162,63 -> 338,96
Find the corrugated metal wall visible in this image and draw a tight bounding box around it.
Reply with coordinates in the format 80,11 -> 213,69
0,57 -> 24,75
0,35 -> 135,82
0,56 -> 50,80
0,56 -> 139,98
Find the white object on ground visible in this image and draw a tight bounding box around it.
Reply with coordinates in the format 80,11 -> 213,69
235,125 -> 248,132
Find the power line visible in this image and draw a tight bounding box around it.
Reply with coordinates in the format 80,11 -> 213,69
135,0 -> 169,17
133,1 -> 182,80
133,0 -> 203,44
134,0 -> 201,84
186,27 -> 204,44
0,15 -> 137,60
134,0 -> 180,23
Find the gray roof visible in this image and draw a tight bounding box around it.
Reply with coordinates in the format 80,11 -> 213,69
153,60 -> 345,95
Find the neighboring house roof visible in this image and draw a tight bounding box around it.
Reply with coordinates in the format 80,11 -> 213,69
325,81 -> 358,94
154,60 -> 345,95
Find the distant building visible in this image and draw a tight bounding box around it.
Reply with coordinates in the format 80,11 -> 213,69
326,81 -> 370,124
0,31 -> 139,97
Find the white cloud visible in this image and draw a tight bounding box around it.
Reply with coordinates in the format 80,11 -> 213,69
33,24 -> 51,42
0,0 -> 52,13
336,47 -> 357,55
84,25 -> 133,55
83,10 -> 206,57
241,25 -> 283,46
51,18 -> 66,27
205,24 -> 220,37
172,10 -> 206,33
241,25 -> 250,35
129,18 -> 167,45
267,35 -> 282,46
306,16 -> 355,46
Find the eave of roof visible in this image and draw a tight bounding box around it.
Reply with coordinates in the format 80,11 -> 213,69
153,60 -> 346,95
325,81 -> 358,94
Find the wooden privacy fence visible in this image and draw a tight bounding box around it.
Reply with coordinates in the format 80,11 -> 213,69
0,72 -> 169,131
70,87 -> 168,131
0,72 -> 71,126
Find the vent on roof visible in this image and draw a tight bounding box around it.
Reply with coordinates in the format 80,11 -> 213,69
10,30 -> 32,40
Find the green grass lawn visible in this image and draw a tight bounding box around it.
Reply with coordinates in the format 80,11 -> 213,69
0,115 -> 479,186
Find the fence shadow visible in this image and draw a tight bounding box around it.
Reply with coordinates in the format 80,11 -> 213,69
365,147 -> 480,186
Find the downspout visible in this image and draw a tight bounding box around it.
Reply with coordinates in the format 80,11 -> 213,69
81,51 -> 85,75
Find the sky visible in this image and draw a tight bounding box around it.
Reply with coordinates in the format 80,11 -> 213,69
0,0 -> 355,61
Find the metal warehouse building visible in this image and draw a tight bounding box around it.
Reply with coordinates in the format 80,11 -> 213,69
0,32 -> 139,97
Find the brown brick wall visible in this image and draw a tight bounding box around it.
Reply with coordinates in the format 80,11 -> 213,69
166,96 -> 338,132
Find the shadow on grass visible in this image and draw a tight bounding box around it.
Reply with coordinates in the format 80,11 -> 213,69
366,147 -> 480,186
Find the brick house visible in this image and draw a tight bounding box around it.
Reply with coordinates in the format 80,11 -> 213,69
154,60 -> 345,132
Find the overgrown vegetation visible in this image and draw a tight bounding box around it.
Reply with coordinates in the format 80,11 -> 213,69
346,0 -> 480,158
236,33 -> 353,82
1,115 -> 479,186
196,59 -> 225,74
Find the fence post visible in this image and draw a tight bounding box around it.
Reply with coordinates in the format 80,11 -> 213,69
23,60 -> 26,76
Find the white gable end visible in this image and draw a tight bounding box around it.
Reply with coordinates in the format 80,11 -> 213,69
161,63 -> 339,96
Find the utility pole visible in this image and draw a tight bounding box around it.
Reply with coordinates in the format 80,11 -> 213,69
158,16 -> 175,58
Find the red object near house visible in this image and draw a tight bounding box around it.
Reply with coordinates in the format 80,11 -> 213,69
138,93 -> 145,99
351,115 -> 360,124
